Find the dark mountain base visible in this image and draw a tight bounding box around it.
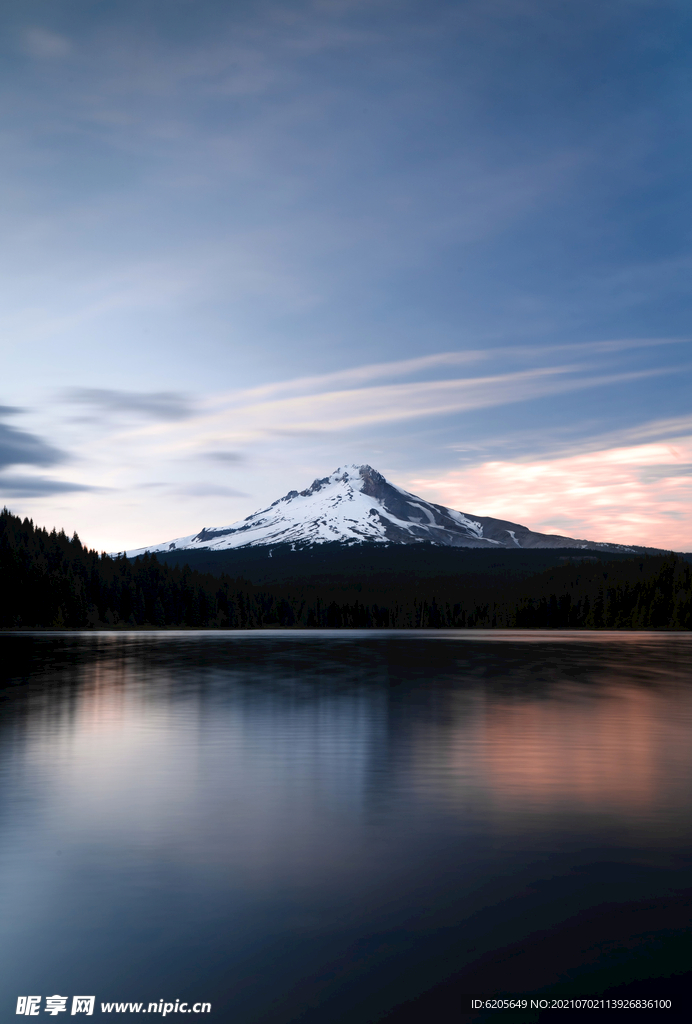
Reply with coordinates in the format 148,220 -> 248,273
150,541 -> 662,587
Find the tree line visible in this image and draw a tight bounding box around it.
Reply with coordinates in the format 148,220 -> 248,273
1,508 -> 690,629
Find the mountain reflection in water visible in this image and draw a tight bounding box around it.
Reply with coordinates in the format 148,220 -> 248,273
0,631 -> 690,1023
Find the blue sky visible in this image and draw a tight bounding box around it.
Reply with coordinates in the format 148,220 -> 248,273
1,0 -> 691,550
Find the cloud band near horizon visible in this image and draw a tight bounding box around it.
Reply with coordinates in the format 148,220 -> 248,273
409,440 -> 692,551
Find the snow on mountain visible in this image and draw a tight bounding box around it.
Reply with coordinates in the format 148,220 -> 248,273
122,464 -> 639,556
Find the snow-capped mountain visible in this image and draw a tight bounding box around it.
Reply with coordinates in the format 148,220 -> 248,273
123,464 -> 641,556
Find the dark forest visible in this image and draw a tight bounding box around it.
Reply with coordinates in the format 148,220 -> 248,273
1,509 -> 690,630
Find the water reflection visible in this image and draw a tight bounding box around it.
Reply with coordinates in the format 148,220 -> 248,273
0,631 -> 690,1022
478,681 -> 690,813
404,679 -> 692,829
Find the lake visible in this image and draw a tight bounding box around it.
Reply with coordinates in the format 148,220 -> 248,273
1,631 -> 690,1022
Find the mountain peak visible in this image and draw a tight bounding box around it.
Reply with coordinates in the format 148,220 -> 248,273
123,463 -> 644,556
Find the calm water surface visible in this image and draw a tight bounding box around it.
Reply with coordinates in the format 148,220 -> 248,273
0,631 -> 691,1022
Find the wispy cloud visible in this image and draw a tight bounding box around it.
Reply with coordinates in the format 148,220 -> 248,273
480,413 -> 692,466
202,451 -> 244,463
216,350 -> 489,403
408,440 -> 692,551
61,388 -> 195,422
137,361 -> 683,454
585,414 -> 692,450
0,420 -> 65,469
206,336 -> 689,406
172,483 -> 248,498
0,474 -> 94,497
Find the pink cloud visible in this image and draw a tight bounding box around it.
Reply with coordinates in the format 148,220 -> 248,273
408,439 -> 692,551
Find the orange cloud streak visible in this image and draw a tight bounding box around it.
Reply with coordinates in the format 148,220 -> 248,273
409,439 -> 692,551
